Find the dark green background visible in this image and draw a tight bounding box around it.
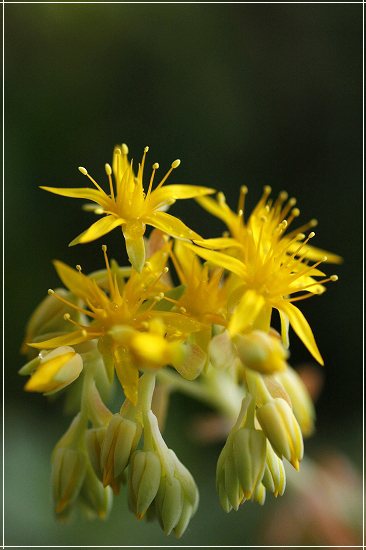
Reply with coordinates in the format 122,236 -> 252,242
5,3 -> 363,546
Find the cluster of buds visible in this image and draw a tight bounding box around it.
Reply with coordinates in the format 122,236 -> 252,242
19,141 -> 341,536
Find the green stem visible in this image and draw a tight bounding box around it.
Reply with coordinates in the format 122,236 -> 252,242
156,366 -> 245,422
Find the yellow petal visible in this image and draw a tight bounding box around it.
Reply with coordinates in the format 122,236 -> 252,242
53,261 -> 94,304
145,212 -> 201,241
183,243 -> 246,279
195,195 -> 237,228
69,216 -> 123,246
40,186 -> 111,211
113,347 -> 139,405
150,311 -> 207,335
150,184 -> 215,206
123,234 -> 146,274
27,330 -> 91,349
193,237 -> 242,250
288,241 -> 343,264
277,301 -> 323,365
229,289 -> 266,336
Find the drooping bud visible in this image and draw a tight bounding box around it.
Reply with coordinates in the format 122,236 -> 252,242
24,346 -> 83,394
236,330 -> 288,375
100,413 -> 142,495
256,397 -> 304,470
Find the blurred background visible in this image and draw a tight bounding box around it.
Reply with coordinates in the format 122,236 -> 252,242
4,3 -> 363,546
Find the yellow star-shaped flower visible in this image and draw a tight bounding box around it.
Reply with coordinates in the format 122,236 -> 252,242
41,144 -> 215,272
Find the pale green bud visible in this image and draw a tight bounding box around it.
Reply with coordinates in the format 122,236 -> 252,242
52,446 -> 87,515
233,427 -> 266,499
78,464 -> 113,520
261,441 -> 286,496
173,499 -> 195,538
221,442 -> 243,511
275,366 -> 315,437
171,450 -> 199,512
100,413 -> 142,494
155,476 -> 184,536
256,397 -> 304,470
21,288 -> 85,355
128,449 -> 161,519
252,481 -> 266,505
85,427 -> 107,481
236,330 -> 288,375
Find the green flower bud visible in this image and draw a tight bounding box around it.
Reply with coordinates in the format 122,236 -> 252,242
85,427 -> 107,481
155,476 -> 184,536
236,330 -> 288,375
78,464 -> 113,520
275,366 -> 315,437
252,481 -> 266,505
51,446 -> 87,516
261,440 -> 286,496
128,449 -> 162,519
256,397 -> 304,470
233,427 -> 266,499
100,413 -> 142,495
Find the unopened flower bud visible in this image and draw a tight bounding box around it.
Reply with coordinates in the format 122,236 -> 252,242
252,481 -> 266,505
256,397 -> 304,470
275,366 -> 315,437
128,449 -> 162,519
85,427 -> 107,481
261,440 -> 286,496
24,346 -> 83,394
78,464 -> 113,520
232,427 -> 266,499
237,330 -> 288,374
20,288 -> 84,355
52,446 -> 87,516
100,413 -> 142,495
155,476 -> 184,536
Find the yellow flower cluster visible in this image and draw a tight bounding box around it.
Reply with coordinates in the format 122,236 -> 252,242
20,142 -> 341,536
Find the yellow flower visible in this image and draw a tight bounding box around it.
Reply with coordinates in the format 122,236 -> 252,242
187,188 -> 340,365
170,239 -> 228,326
27,244 -> 205,404
41,144 -> 215,272
196,186 -> 343,265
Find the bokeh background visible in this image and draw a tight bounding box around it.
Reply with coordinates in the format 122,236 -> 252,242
4,3 -> 363,546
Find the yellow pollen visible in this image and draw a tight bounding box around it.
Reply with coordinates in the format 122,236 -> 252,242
121,143 -> 129,155
76,265 -> 82,273
105,164 -> 112,176
152,163 -> 159,170
81,329 -> 88,337
162,267 -> 169,274
78,166 -> 88,175
310,219 -> 318,227
171,159 -> 180,169
48,289 -> 55,295
291,208 -> 300,217
144,146 -> 149,153
179,307 -> 187,314
102,244 -> 107,252
330,275 -> 338,281
63,313 -> 70,320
